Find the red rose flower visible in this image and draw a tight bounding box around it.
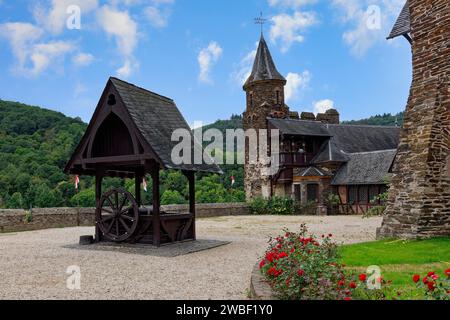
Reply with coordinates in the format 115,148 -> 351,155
359,274 -> 367,282
349,282 -> 357,289
344,297 -> 352,301
412,274 -> 420,283
297,269 -> 305,277
445,269 -> 450,277
338,280 -> 345,287
427,282 -> 436,291
278,252 -> 288,259
259,260 -> 266,269
423,277 -> 429,284
431,274 -> 439,281
290,248 -> 295,253
427,271 -> 435,277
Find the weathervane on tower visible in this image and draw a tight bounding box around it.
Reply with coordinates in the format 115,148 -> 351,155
254,12 -> 267,35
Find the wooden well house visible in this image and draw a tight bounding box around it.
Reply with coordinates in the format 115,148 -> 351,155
65,77 -> 221,246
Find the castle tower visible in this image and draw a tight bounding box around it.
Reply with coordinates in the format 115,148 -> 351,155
378,0 -> 450,238
243,34 -> 288,200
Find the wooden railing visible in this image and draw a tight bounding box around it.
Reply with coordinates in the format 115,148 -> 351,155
278,152 -> 314,167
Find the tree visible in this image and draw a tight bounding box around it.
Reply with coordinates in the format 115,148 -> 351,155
161,190 -> 186,205
33,184 -> 62,208
7,192 -> 24,209
71,188 -> 95,207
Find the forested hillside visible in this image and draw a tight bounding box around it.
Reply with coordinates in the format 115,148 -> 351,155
0,99 -> 403,209
0,100 -> 244,209
343,112 -> 404,127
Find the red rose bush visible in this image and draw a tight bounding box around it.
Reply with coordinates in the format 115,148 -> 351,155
412,269 -> 450,300
259,224 -> 356,300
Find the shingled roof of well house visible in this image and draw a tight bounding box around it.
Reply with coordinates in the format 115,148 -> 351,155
110,78 -> 222,174
244,35 -> 286,88
387,1 -> 411,40
331,150 -> 397,185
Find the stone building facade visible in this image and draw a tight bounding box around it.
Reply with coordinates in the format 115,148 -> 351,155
242,34 -> 401,215
378,0 -> 450,238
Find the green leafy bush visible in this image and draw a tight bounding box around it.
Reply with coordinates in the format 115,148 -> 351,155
161,190 -> 186,205
249,197 -> 269,215
249,197 -> 295,215
268,197 -> 294,215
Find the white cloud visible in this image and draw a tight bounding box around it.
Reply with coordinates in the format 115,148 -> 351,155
0,23 -> 43,68
97,5 -> 138,77
331,0 -> 405,56
268,0 -> 317,8
231,43 -> 258,86
313,99 -> 335,114
198,41 -> 223,84
270,11 -> 317,53
73,52 -> 94,66
33,0 -> 99,34
285,71 -> 311,102
145,6 -> 170,28
0,22 -> 74,76
29,41 -> 74,75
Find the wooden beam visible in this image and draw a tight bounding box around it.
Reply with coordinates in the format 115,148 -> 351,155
151,164 -> 161,247
135,170 -> 142,208
94,173 -> 104,242
77,154 -> 155,165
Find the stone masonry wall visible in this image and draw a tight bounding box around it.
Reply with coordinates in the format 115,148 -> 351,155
378,0 -> 450,238
0,203 -> 250,233
243,80 -> 287,200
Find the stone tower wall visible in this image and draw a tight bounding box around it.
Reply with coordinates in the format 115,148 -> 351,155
243,80 -> 286,200
378,0 -> 450,238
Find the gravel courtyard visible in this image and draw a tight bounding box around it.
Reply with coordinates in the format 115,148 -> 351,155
0,215 -> 382,300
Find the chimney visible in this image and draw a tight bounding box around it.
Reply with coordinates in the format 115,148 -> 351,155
317,109 -> 340,124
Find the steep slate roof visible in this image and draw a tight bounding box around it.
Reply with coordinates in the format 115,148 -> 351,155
244,35 -> 286,88
311,139 -> 350,164
110,78 -> 222,173
331,150 -> 397,185
325,124 -> 401,154
387,1 -> 411,40
268,118 -> 332,137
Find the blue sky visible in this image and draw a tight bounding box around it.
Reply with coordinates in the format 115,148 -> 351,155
0,0 -> 411,126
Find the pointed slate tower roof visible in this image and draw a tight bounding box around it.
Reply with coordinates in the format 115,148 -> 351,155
244,34 -> 286,89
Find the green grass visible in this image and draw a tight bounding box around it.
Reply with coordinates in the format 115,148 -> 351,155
339,238 -> 450,299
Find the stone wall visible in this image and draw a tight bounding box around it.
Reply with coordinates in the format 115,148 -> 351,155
0,203 -> 250,233
378,0 -> 450,239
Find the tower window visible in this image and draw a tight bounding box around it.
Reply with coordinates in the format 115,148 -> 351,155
250,94 -> 253,108
276,90 -> 280,105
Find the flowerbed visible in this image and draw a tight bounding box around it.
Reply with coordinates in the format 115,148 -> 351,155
258,225 -> 387,300
259,227 -> 450,300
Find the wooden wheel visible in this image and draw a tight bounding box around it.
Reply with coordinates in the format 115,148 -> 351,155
98,188 -> 139,242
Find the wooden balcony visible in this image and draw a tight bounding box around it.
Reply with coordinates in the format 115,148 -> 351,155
278,152 -> 314,167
